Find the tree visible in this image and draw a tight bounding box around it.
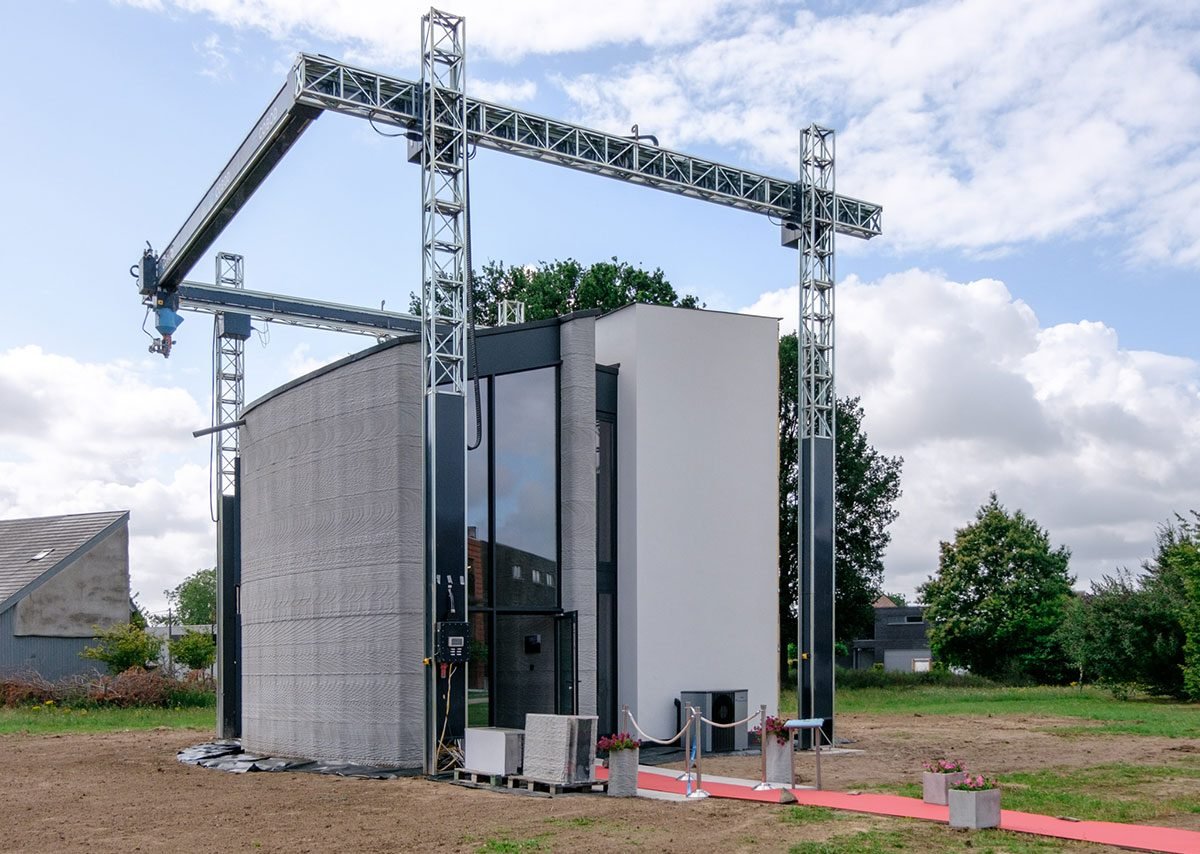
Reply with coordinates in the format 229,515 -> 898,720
778,333 -> 904,675
410,257 -> 702,322
163,568 -> 217,626
1148,512 -> 1200,699
81,622 -> 161,674
919,494 -> 1074,683
170,630 -> 217,671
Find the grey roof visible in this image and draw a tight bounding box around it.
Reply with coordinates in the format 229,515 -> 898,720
0,511 -> 129,611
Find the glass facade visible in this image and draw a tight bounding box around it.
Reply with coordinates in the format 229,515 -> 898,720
466,366 -> 563,726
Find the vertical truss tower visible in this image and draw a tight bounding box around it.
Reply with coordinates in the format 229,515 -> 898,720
214,252 -> 245,498
420,8 -> 469,775
798,125 -> 837,746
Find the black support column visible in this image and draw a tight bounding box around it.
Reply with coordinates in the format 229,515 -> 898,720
799,437 -> 835,747
216,458 -> 242,739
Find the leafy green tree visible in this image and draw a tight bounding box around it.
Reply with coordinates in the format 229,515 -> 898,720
920,494 -> 1074,683
163,568 -> 217,626
81,622 -> 161,674
169,630 -> 217,671
883,592 -> 908,606
410,257 -> 702,322
779,331 -> 904,673
1151,512 -> 1200,699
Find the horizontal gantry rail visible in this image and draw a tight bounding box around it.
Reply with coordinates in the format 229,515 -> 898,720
295,54 -> 882,236
176,282 -> 422,338
154,52 -> 882,290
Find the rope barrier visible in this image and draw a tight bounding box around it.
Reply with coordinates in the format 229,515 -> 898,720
626,712 -> 692,745
700,710 -> 762,729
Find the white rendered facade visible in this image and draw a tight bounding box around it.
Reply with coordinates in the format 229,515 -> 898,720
596,304 -> 780,738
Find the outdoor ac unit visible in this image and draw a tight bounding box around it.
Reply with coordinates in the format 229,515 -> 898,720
679,689 -> 748,753
521,714 -> 598,785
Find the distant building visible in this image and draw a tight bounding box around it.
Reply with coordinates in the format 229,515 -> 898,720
851,595 -> 933,672
0,511 -> 131,680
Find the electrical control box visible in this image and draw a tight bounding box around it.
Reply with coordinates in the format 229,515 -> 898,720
436,621 -> 471,663
217,312 -> 253,340
138,251 -> 159,296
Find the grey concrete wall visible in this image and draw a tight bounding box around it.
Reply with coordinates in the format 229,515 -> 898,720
13,526 -> 129,638
239,340 -> 425,767
559,316 -> 597,715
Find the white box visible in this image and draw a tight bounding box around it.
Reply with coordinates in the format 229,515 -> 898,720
522,714 -> 598,784
464,727 -> 525,776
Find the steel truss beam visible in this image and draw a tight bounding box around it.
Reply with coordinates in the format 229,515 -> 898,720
149,51 -> 881,291
294,54 -> 881,237
175,282 -> 422,337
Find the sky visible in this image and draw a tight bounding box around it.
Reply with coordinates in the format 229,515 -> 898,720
1,0 -> 1198,613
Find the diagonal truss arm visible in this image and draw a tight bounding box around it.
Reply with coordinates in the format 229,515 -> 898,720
145,53 -> 881,290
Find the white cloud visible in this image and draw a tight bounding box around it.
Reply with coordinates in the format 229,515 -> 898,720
117,0 -> 761,66
0,347 -> 214,613
471,78 -> 537,105
558,0 -> 1200,266
194,32 -> 235,80
744,269 -> 1200,596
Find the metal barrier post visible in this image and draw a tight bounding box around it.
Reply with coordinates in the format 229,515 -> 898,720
756,704 -> 768,789
688,706 -> 709,799
620,704 -> 630,735
676,704 -> 694,782
814,725 -> 822,790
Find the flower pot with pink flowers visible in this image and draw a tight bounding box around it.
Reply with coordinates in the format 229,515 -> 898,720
921,758 -> 967,804
948,774 -> 1001,829
754,715 -> 792,784
598,733 -> 640,797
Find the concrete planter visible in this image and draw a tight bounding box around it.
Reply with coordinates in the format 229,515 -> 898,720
948,787 -> 1002,829
764,737 -> 792,784
607,748 -> 639,797
922,771 -> 967,805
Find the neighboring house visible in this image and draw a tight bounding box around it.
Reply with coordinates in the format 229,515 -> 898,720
0,511 -> 131,680
231,304 -> 780,767
851,595 -> 933,672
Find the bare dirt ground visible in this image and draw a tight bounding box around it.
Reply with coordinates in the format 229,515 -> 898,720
3,714 -> 1198,854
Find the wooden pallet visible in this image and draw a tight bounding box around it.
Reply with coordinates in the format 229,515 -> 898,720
453,768 -> 507,787
506,775 -> 608,796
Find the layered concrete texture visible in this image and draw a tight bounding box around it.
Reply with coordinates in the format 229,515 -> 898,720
522,714 -> 598,784
596,304 -> 780,738
238,340 -> 425,766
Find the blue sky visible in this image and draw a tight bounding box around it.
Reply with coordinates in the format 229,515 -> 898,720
1,0 -> 1198,611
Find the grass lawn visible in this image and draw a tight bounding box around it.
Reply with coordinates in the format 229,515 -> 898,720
780,684 -> 1200,738
0,703 -> 215,735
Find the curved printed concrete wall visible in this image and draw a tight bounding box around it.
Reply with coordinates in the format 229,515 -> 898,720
238,339 -> 425,766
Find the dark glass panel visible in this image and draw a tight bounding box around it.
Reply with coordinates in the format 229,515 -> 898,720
467,379 -> 489,607
493,368 -> 557,609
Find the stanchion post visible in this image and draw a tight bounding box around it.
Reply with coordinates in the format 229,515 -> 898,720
758,704 -> 767,787
620,704 -> 630,735
676,704 -> 693,782
693,706 -> 703,793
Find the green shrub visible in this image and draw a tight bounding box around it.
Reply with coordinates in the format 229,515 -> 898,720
169,630 -> 216,671
80,622 -> 160,674
834,665 -> 994,690
1,669 -> 214,709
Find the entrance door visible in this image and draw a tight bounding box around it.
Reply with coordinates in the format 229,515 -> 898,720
556,611 -> 578,714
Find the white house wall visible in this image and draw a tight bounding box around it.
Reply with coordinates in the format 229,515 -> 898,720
596,304 -> 780,738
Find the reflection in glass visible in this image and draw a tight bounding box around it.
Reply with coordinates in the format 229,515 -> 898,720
494,368 -> 558,609
467,379 -> 489,607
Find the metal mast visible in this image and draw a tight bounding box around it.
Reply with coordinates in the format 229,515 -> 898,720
420,7 -> 469,775
213,252 -> 246,498
798,125 -> 837,747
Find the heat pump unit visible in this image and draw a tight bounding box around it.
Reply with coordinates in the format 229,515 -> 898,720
679,689 -> 748,753
521,714 -> 598,784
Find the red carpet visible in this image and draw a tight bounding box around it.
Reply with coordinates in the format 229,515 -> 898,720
593,766 -> 1200,854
